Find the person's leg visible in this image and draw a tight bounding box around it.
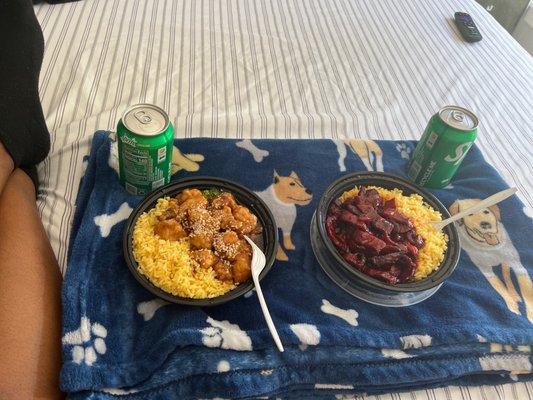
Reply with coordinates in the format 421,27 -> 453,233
0,169 -> 63,399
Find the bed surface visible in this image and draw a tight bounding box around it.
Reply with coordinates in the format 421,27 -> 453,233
35,0 -> 533,397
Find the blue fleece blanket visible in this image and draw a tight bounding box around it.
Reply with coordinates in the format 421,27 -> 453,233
62,132 -> 533,398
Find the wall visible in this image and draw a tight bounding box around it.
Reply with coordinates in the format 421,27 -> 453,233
475,0 -> 530,31
513,4 -> 533,56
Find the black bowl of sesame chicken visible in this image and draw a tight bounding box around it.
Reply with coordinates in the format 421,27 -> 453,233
123,177 -> 278,306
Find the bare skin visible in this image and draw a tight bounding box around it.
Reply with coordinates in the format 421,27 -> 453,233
0,168 -> 63,399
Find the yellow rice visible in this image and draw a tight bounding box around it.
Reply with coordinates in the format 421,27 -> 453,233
340,187 -> 448,280
132,197 -> 236,298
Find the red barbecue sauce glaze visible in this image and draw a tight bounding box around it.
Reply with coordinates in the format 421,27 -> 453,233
326,187 -> 425,284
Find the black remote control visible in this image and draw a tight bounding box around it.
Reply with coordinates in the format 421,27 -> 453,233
454,12 -> 482,42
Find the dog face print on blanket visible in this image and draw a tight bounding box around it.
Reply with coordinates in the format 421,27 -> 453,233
450,199 -> 533,322
256,171 -> 313,261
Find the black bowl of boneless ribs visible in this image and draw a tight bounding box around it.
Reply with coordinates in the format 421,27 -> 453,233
310,172 -> 460,307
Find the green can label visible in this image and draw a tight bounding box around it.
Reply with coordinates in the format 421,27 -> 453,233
117,104 -> 174,196
407,106 -> 478,188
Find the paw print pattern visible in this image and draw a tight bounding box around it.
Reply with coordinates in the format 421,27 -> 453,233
200,317 -> 252,351
62,317 -> 107,366
217,360 -> 231,372
396,142 -> 412,160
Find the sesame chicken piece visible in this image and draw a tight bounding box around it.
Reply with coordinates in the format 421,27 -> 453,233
212,206 -> 239,231
186,207 -> 219,250
232,205 -> 258,234
232,252 -> 252,283
213,231 -> 240,260
189,233 -> 213,250
213,260 -> 233,282
153,219 -> 187,241
178,197 -> 208,217
157,199 -> 179,221
191,249 -> 219,269
237,239 -> 252,256
188,207 -> 220,233
176,188 -> 204,205
211,192 -> 238,210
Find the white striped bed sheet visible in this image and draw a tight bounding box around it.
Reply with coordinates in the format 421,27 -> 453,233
34,0 -> 533,397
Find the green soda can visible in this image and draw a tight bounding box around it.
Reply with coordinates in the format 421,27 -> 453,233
117,104 -> 174,195
407,105 -> 478,188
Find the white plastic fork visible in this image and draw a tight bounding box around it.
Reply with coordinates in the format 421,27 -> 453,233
432,187 -> 517,230
244,236 -> 285,352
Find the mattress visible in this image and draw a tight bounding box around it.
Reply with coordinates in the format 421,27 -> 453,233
34,0 -> 533,397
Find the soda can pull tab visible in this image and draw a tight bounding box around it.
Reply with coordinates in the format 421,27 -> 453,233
451,110 -> 464,123
134,110 -> 152,124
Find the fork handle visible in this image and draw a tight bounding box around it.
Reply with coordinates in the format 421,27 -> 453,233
434,187 -> 517,230
253,273 -> 285,352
